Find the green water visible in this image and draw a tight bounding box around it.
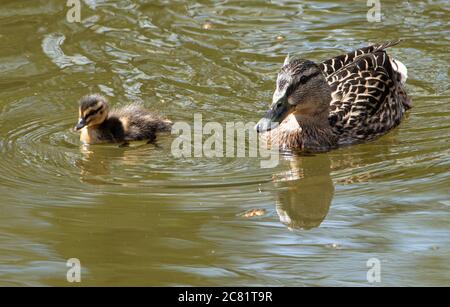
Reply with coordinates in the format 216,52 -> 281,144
0,0 -> 449,286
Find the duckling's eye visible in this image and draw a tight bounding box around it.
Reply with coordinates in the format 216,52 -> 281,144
84,106 -> 103,119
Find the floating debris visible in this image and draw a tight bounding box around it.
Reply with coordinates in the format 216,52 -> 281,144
238,208 -> 267,218
326,243 -> 342,249
202,22 -> 213,30
276,35 -> 285,42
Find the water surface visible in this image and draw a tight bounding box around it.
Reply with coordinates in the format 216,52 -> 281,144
0,0 -> 449,286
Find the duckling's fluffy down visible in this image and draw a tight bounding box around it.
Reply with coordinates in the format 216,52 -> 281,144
110,104 -> 172,141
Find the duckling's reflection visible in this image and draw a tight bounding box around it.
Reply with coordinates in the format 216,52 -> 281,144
75,145 -> 117,184
75,142 -> 151,184
273,153 -> 334,230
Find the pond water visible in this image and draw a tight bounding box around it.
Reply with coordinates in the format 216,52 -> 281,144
0,0 -> 449,286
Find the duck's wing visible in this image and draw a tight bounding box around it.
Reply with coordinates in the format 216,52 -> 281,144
319,40 -> 401,78
325,50 -> 409,143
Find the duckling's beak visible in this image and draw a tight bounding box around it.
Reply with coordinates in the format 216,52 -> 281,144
256,95 -> 293,133
74,118 -> 86,131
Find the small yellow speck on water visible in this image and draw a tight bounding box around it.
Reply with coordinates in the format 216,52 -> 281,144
239,208 -> 266,218
276,35 -> 285,42
202,22 -> 213,30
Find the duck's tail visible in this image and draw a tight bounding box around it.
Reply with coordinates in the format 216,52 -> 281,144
370,40 -> 407,84
375,40 -> 411,109
388,55 -> 411,109
389,57 -> 408,85
356,40 -> 409,87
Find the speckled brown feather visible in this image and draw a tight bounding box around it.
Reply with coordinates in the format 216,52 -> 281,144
323,43 -> 410,144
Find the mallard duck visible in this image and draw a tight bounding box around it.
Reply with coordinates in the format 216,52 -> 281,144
73,94 -> 172,145
256,40 -> 411,151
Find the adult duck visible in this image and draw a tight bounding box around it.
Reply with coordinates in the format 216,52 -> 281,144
256,40 -> 411,151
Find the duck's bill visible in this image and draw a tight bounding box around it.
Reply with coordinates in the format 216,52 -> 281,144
255,96 -> 292,133
255,117 -> 279,133
74,118 -> 86,131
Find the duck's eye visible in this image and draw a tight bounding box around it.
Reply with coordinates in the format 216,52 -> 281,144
298,71 -> 320,85
299,75 -> 308,84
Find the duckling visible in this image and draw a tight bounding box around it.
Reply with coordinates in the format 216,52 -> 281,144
73,94 -> 172,145
256,40 -> 411,151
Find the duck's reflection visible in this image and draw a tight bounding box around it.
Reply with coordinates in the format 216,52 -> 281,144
273,153 -> 334,230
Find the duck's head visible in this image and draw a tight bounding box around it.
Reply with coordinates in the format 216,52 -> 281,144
256,55 -> 331,133
74,94 -> 110,131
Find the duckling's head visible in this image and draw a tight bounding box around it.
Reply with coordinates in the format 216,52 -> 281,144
74,94 -> 110,131
256,55 -> 331,133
